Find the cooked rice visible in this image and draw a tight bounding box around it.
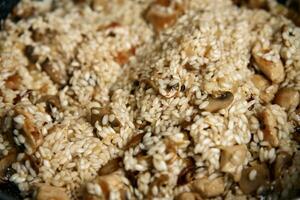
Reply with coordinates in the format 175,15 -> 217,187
0,0 -> 300,199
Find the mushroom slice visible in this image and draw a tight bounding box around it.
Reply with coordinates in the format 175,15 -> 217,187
239,163 -> 270,194
259,108 -> 279,147
14,107 -> 43,154
98,157 -> 122,176
250,74 -> 278,103
220,144 -> 248,181
145,8 -> 178,32
0,149 -> 17,181
84,174 -> 128,200
204,91 -> 234,112
274,88 -> 299,111
123,132 -> 145,150
273,152 -> 292,179
293,126 -> 300,143
34,184 -> 69,200
252,51 -> 285,84
5,74 -> 22,90
41,58 -> 68,86
177,157 -> 195,185
192,177 -> 225,198
175,192 -> 202,200
114,47 -> 136,66
24,45 -> 39,64
144,0 -> 187,32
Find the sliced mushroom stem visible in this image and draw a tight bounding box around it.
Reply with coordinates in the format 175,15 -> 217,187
204,91 -> 234,112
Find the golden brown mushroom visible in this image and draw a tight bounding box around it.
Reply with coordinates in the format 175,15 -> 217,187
0,149 -> 17,181
252,52 -> 285,84
273,152 -> 292,179
144,0 -> 186,33
41,58 -> 68,86
98,157 -> 122,176
220,144 -> 248,181
14,107 -> 43,154
5,74 -> 22,91
34,184 -> 69,200
274,88 -> 299,110
175,192 -> 202,200
259,108 -> 279,147
192,177 -> 225,198
84,173 -> 128,200
204,91 -> 234,112
239,163 -> 270,194
251,74 -> 278,103
123,133 -> 145,150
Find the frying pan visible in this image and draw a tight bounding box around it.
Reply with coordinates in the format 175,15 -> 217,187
0,0 -> 299,199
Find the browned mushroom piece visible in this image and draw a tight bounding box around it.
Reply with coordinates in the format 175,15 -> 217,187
220,144 -> 248,181
250,74 -> 278,103
24,45 -> 39,64
123,132 -> 145,150
14,107 -> 43,153
175,192 -> 202,200
273,152 -> 292,179
90,107 -> 122,128
239,163 -> 270,194
136,153 -> 153,168
204,91 -> 234,112
144,0 -> 186,32
92,0 -> 108,10
114,47 -> 136,66
98,157 -> 123,176
259,108 -> 279,147
5,73 -> 22,91
252,51 -> 285,84
41,58 -> 68,86
192,177 -> 225,198
248,0 -> 267,8
273,88 -> 299,110
145,9 -> 178,32
37,95 -> 61,111
177,157 -> 195,185
84,174 -> 128,200
34,184 -> 69,200
293,126 -> 300,143
0,149 -> 17,181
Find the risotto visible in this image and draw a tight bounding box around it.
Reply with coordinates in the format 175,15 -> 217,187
0,0 -> 299,199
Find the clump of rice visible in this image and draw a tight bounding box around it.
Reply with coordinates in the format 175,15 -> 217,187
0,0 -> 299,199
